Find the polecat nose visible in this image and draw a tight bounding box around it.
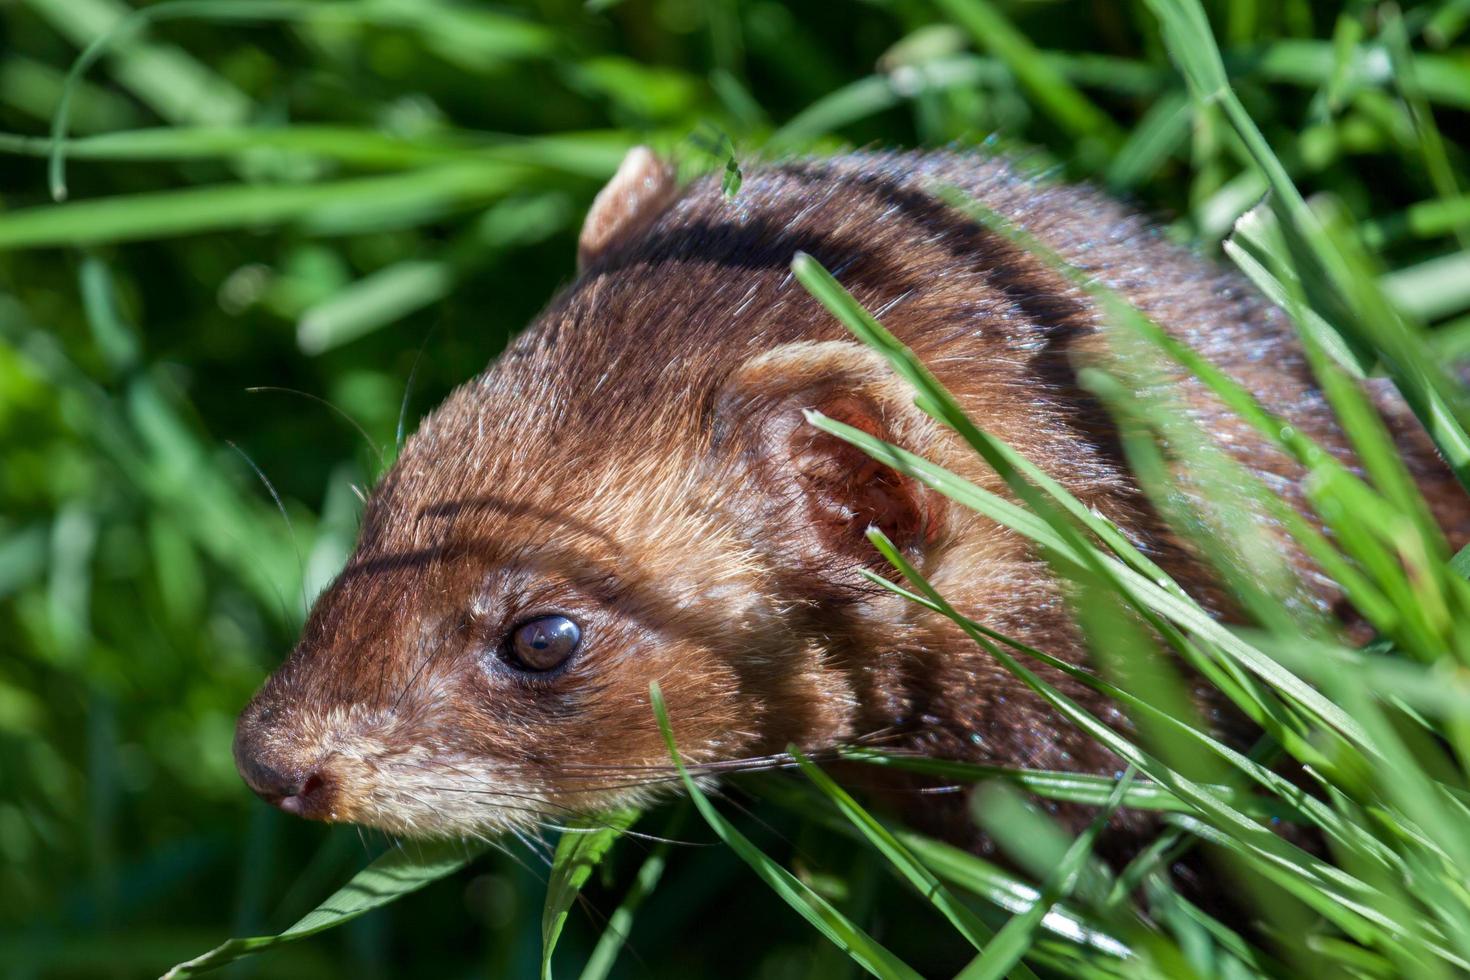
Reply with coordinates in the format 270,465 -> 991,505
236,750 -> 333,818
237,752 -> 304,803
233,701 -> 335,819
267,770 -> 329,816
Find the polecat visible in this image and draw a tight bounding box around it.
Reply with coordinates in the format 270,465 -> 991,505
232,148 -> 1468,850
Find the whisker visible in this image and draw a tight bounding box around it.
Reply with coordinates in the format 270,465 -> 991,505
490,832 -> 550,880
509,826 -> 554,867
399,789 -> 567,823
246,385 -> 385,471
546,823 -> 709,848
399,795 -> 549,882
394,760 -> 708,846
228,439 -> 308,618
391,618 -> 468,713
397,321 -> 441,453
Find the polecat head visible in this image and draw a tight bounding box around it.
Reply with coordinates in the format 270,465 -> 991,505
232,148 -> 946,837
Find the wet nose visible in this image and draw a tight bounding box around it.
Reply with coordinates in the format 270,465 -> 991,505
238,756 -> 327,814
234,708 -> 334,819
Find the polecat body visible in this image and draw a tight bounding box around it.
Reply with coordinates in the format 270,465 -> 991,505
232,150 -> 1468,847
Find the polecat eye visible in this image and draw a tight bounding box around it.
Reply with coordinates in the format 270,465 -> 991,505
507,615 -> 581,672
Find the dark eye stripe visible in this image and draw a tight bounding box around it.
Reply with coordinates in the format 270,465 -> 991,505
509,615 -> 581,671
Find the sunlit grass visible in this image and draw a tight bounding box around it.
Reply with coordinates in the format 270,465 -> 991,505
3,0 -> 1469,977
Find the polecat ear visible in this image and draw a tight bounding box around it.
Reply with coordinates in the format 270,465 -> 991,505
712,340 -> 943,590
578,146 -> 679,271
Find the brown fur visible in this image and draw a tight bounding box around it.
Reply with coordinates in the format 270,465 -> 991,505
233,151 -> 1468,850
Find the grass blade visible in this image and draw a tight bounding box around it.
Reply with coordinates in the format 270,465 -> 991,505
789,747 -> 1024,972
161,839 -> 487,979
575,808 -> 684,980
649,682 -> 923,980
958,773 -> 1135,980
933,0 -> 1122,165
541,808 -> 641,980
0,164 -> 529,250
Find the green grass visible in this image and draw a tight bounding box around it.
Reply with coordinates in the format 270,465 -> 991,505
3,0 -> 1470,978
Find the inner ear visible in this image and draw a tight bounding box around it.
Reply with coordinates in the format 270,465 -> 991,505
788,391 -> 928,554
713,341 -> 941,586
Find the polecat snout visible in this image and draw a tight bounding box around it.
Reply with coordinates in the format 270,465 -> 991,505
232,148 -> 1467,840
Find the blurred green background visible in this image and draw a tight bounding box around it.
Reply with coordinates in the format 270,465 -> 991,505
2,0 -> 1468,977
